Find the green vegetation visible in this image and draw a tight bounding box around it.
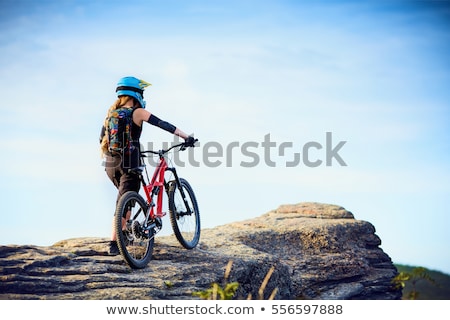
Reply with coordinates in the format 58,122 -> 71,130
194,262 -> 450,300
192,260 -> 239,300
193,281 -> 240,300
394,264 -> 450,300
193,260 -> 277,300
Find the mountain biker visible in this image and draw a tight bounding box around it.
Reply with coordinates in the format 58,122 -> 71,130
100,76 -> 195,255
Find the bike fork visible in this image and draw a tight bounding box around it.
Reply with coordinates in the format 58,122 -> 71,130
166,167 -> 192,215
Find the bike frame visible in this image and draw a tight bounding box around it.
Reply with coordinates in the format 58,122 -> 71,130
141,156 -> 168,219
139,144 -> 191,221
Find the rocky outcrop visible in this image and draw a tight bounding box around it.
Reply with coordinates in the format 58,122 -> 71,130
0,202 -> 402,300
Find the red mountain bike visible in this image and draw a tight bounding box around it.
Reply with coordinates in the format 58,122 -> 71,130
114,140 -> 200,269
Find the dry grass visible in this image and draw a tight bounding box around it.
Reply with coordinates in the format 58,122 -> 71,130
193,260 -> 278,300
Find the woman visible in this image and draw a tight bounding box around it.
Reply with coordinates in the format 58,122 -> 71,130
100,76 -> 195,255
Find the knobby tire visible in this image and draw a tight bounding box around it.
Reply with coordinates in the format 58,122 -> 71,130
114,191 -> 154,269
168,178 -> 201,249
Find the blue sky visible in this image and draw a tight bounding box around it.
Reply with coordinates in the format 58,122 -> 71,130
0,0 -> 449,274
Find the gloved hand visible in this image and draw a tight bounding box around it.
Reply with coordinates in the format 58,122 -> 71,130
184,136 -> 197,147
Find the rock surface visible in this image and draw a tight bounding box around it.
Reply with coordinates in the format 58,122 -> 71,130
0,202 -> 401,300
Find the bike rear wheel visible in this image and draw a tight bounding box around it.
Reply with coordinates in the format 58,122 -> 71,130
168,178 -> 201,249
115,191 -> 154,269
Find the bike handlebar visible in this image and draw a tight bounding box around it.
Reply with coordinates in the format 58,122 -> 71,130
141,139 -> 198,156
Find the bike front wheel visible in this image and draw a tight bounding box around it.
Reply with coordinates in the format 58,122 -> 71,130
115,191 -> 154,269
168,178 -> 201,249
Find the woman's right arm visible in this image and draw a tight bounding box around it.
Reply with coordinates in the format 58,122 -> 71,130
133,108 -> 190,140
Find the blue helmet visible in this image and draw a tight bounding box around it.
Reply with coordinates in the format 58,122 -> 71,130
116,76 -> 152,108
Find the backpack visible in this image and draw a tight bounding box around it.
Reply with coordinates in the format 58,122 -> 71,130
105,107 -> 135,154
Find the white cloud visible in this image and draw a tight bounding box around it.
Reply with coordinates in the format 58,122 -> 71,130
0,136 -> 102,183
